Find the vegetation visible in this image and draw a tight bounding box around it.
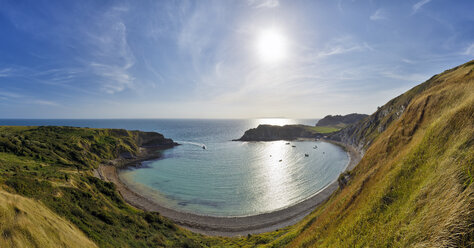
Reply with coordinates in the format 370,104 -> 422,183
0,127 -> 220,247
0,190 -> 97,248
305,126 -> 341,134
315,113 -> 368,128
0,61 -> 472,247
236,124 -> 341,141
264,60 -> 474,247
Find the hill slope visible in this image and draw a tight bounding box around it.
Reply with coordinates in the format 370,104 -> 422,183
266,60 -> 474,247
0,127 -> 220,247
316,113 -> 368,128
0,190 -> 97,248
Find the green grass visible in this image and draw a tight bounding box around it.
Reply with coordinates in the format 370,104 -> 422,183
0,126 -> 292,247
305,126 -> 341,134
0,126 -> 225,247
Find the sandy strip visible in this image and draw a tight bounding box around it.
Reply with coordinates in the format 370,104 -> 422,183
97,141 -> 361,237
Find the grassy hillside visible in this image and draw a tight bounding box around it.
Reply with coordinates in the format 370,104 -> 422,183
0,190 -> 97,248
263,61 -> 474,247
0,126 -> 222,247
315,113 -> 368,128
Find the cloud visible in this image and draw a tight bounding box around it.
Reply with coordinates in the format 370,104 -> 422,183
84,9 -> 136,94
89,62 -> 134,94
247,0 -> 279,8
381,71 -> 429,83
401,58 -> 417,64
34,100 -> 58,106
463,43 -> 474,56
0,68 -> 13,77
0,90 -> 58,107
0,90 -> 23,99
370,9 -> 387,21
318,45 -> 363,57
413,0 -> 432,13
317,37 -> 371,58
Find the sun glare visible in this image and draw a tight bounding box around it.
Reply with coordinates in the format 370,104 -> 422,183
256,28 -> 287,63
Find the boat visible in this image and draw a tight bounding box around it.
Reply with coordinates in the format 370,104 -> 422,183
285,142 -> 290,145
292,145 -> 296,147
279,159 -> 282,162
202,146 -> 206,149
305,154 -> 309,157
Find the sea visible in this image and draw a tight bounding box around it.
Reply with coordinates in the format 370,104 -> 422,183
0,118 -> 349,217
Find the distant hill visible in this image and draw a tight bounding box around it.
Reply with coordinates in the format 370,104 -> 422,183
235,124 -> 340,141
316,113 -> 368,127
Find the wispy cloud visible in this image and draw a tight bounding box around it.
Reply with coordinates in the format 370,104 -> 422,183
89,62 -> 134,94
381,71 -> 429,83
317,37 -> 371,58
34,100 -> 58,106
370,9 -> 387,21
0,90 -> 23,99
463,43 -> 474,56
247,0 -> 279,8
0,68 -> 13,77
401,58 -> 417,64
413,0 -> 432,13
83,7 -> 135,94
0,88 -> 60,107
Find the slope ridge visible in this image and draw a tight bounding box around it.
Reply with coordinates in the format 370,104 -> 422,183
266,60 -> 474,247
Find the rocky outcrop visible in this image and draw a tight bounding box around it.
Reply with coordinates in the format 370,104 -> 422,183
135,131 -> 178,148
234,125 -> 323,141
316,113 -> 368,127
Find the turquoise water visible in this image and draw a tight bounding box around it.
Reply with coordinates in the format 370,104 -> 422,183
0,118 -> 349,217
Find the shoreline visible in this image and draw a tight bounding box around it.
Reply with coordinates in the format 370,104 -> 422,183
96,140 -> 361,237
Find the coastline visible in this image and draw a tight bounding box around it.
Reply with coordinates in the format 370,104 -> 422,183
96,140 -> 362,237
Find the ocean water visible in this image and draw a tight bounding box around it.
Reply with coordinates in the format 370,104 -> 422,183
0,118 -> 349,217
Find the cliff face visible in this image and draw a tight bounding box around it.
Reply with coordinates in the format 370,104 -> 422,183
235,124 -> 324,141
134,131 -> 177,147
316,113 -> 368,127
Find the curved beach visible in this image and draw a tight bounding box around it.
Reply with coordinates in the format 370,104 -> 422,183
97,141 -> 361,237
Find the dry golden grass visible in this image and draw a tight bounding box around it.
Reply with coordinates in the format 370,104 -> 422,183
0,190 -> 97,248
259,61 -> 474,248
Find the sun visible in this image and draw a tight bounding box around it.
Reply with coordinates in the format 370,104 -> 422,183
256,28 -> 287,63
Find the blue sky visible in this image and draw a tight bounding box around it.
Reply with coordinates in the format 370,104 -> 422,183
0,0 -> 473,118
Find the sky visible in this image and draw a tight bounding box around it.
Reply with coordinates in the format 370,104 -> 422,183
0,0 -> 473,119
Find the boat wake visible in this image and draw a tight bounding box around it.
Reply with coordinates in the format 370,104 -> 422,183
177,141 -> 207,149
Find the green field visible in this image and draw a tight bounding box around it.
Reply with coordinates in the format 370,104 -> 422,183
305,126 -> 341,134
